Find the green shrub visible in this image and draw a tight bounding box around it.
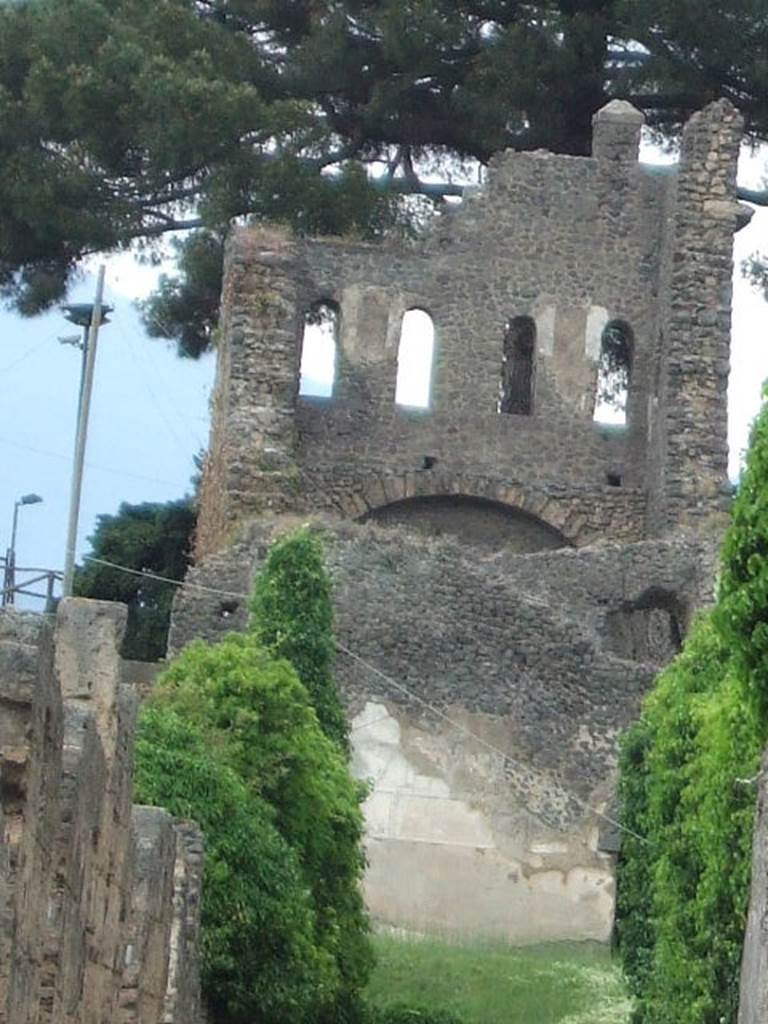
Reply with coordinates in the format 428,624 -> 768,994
717,388 -> 768,720
617,392 -> 768,1024
250,527 -> 349,752
134,705 -> 334,1024
146,629 -> 372,1022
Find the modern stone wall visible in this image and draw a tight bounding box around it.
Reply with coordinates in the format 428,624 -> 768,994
0,601 -> 203,1024
171,517 -> 716,942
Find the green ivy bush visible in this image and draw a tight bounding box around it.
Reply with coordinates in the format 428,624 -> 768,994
134,705 -> 334,1023
617,392 -> 768,1024
135,529 -> 372,1024
250,527 -> 349,752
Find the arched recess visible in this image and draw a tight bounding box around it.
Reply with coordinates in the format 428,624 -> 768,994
362,495 -> 570,553
299,300 -> 339,397
395,308 -> 435,408
593,320 -> 633,425
499,316 -> 536,415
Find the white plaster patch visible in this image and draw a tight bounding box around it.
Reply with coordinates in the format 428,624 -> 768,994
351,702 -> 493,848
585,305 -> 610,360
350,702 -> 617,943
530,841 -> 569,855
533,304 -> 556,356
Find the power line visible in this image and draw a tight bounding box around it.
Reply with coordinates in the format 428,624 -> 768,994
0,434 -> 189,489
0,339 -> 51,377
82,553 -> 647,844
105,286 -> 209,453
109,310 -> 197,461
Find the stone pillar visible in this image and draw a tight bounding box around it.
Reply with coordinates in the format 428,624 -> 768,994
196,226 -> 303,558
592,100 -> 644,166
51,599 -> 137,1024
649,100 -> 743,534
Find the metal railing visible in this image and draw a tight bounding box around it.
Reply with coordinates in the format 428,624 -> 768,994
1,555 -> 61,610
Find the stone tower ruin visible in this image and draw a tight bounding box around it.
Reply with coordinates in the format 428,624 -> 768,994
172,99 -> 747,943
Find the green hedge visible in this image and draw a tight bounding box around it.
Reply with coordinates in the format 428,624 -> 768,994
135,705 -> 334,1023
135,530 -> 372,1023
617,392 -> 768,1024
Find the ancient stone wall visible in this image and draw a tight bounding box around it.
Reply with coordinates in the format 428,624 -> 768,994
647,99 -> 744,533
0,601 -> 203,1024
184,98 -> 743,943
171,517 -> 716,942
195,100 -> 743,560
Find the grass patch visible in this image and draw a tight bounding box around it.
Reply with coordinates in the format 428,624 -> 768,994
367,935 -> 631,1024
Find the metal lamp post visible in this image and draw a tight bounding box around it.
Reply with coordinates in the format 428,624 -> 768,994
60,267 -> 111,598
2,493 -> 43,606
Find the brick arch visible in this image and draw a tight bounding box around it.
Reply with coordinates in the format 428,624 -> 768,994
322,471 -> 591,546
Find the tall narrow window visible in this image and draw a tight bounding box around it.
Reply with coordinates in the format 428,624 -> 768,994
594,320 -> 633,425
499,316 -> 535,415
299,300 -> 338,397
395,309 -> 434,408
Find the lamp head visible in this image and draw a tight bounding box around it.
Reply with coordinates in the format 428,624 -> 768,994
19,494 -> 43,506
62,302 -> 113,327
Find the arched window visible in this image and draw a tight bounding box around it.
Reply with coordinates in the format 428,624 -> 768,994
299,300 -> 338,397
499,316 -> 535,415
395,309 -> 434,408
593,320 -> 633,425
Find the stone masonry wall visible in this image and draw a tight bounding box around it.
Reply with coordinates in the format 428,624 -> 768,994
647,100 -> 744,532
195,100 -> 743,560
0,600 -> 203,1024
171,517 -> 716,941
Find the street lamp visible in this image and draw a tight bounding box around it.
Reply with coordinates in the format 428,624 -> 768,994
60,267 -> 109,597
62,301 -> 113,416
2,493 -> 43,607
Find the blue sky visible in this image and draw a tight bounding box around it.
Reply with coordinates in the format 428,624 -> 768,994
2,144 -> 768,609
0,257 -> 214,604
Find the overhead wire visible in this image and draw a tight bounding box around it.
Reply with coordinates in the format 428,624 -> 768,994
106,286 -> 209,453
0,338 -> 51,376
0,434 -> 189,489
81,553 -> 648,844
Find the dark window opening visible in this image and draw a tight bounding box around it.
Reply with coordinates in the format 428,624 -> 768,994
499,316 -> 536,415
606,472 -> 623,487
594,321 -> 633,425
300,300 -> 339,397
423,455 -> 438,470
219,601 -> 239,621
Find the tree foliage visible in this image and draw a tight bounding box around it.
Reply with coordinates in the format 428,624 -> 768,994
73,498 -> 195,661
135,529 -> 372,1023
3,0 -> 768,354
617,390 -> 768,1024
134,705 -> 335,1024
250,528 -> 349,752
